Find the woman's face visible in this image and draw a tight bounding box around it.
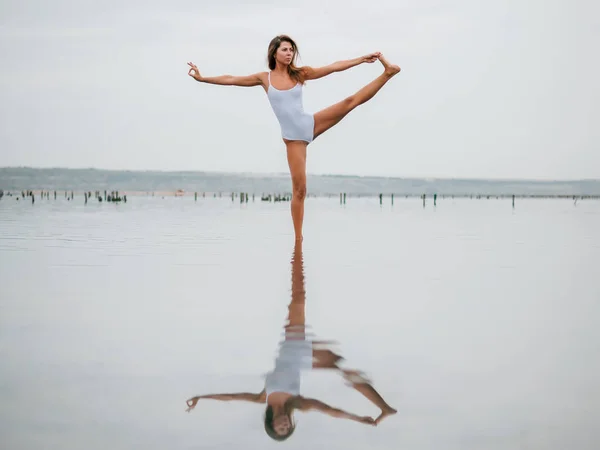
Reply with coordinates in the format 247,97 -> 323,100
273,413 -> 292,435
276,41 -> 294,66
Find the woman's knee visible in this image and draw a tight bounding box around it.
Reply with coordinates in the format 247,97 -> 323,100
292,181 -> 307,200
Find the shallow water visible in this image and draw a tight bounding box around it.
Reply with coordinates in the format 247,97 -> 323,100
1,196 -> 599,449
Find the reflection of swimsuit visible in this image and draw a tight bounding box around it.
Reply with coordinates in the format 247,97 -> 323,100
264,335 -> 313,400
266,71 -> 315,144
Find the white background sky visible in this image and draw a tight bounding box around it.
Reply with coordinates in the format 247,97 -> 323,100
0,0 -> 598,179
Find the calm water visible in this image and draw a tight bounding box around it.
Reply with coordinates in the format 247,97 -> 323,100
1,196 -> 599,450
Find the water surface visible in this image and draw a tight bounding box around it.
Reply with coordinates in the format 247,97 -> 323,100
1,196 -> 599,449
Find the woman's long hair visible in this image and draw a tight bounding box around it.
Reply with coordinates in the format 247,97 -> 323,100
263,400 -> 297,441
267,34 -> 306,85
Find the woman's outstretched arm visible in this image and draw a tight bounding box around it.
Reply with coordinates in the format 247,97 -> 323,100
296,398 -> 376,425
185,390 -> 266,412
187,62 -> 265,87
302,52 -> 381,80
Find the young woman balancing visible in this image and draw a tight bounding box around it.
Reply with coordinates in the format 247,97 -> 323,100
187,35 -> 401,241
184,240 -> 397,441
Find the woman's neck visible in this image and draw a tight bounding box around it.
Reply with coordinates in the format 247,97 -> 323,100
267,391 -> 294,407
272,63 -> 288,74
271,403 -> 285,415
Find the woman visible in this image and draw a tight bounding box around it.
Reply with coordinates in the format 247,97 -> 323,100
187,35 -> 401,241
185,240 -> 397,441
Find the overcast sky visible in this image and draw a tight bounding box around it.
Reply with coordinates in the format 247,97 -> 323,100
0,0 -> 598,179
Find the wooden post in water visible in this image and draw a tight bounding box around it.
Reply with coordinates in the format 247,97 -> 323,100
422,194 -> 426,208
85,192 -> 88,204
343,193 -> 346,204
32,192 -> 35,205
391,194 -> 394,205
512,195 -> 515,208
195,192 -> 197,201
340,193 -> 342,204
379,193 -> 382,205
434,194 -> 437,206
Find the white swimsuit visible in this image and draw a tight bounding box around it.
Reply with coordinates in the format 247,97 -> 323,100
266,72 -> 315,143
264,334 -> 314,400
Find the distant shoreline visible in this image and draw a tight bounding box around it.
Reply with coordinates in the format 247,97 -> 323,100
2,167 -> 599,196
1,166 -> 598,183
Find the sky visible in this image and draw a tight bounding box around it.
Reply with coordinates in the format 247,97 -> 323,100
0,0 -> 598,180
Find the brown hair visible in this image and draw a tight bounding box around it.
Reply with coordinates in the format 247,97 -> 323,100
267,34 -> 306,85
263,401 -> 297,441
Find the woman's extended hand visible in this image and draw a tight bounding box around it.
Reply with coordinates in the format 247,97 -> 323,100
362,52 -> 381,63
357,415 -> 377,425
187,62 -> 202,81
185,396 -> 201,412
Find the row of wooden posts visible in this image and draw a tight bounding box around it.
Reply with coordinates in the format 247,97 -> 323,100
339,193 -> 594,207
3,190 -> 596,207
2,190 -> 127,204
190,192 -> 293,203
356,193 -> 505,207
208,192 -> 593,208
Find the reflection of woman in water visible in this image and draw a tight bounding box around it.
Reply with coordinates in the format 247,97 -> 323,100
185,241 -> 397,441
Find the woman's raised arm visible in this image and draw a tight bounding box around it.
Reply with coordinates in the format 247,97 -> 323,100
301,52 -> 381,80
187,62 -> 265,87
185,390 -> 266,412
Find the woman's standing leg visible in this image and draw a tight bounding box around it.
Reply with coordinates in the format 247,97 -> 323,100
286,239 -> 306,331
286,141 -> 308,242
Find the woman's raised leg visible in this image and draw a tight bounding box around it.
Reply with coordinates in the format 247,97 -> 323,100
312,55 -> 400,140
286,141 -> 308,242
342,371 -> 397,425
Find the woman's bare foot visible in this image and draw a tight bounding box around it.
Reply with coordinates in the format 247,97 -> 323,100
375,406 -> 397,425
378,54 -> 401,77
